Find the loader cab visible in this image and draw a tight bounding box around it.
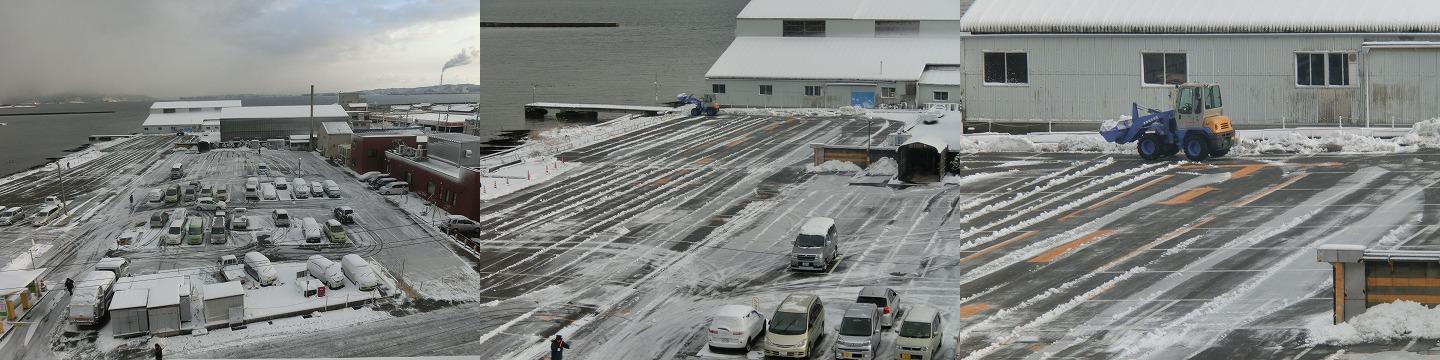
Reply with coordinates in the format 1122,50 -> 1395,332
1172,83 -> 1231,136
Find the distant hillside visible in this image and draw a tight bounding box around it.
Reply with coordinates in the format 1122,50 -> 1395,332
356,84 -> 479,95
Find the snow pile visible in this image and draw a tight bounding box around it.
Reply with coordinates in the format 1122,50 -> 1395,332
526,113 -> 678,159
480,157 -> 581,201
1307,301 -> 1440,345
806,160 -> 862,173
864,157 -> 897,176
1231,132 -> 1409,155
1098,115 -> 1132,132
1396,117 -> 1440,148
951,135 -> 1041,153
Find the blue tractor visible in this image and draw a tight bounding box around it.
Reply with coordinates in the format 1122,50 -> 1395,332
1099,83 -> 1237,161
676,93 -> 719,116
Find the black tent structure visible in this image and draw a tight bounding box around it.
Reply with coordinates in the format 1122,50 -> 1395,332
896,137 -> 949,183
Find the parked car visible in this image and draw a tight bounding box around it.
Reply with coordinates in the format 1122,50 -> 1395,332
244,251 -> 278,286
272,209 -> 292,227
895,306 -> 945,360
856,286 -> 901,328
341,254 -> 379,291
307,255 -> 345,289
708,304 -> 767,351
201,184 -> 214,199
764,293 -> 826,359
243,183 -> 259,200
790,217 -> 839,271
377,181 -> 409,195
261,183 -> 278,201
0,206 -> 24,226
164,185 -> 181,203
149,211 -> 171,228
256,163 -> 270,176
274,177 -> 289,190
29,205 -> 58,227
323,180 -> 341,198
333,206 -> 356,224
215,186 -> 229,202
195,197 -> 226,211
356,171 -> 382,182
833,303 -> 883,360
370,177 -> 398,190
185,216 -> 205,245
231,207 -> 249,230
147,189 -> 164,203
302,217 -> 323,243
292,178 -> 310,199
323,219 -> 348,243
95,257 -> 130,276
208,217 -> 228,244
245,177 -> 259,188
182,186 -> 197,202
163,219 -> 184,245
440,215 -> 479,233
309,180 -> 325,198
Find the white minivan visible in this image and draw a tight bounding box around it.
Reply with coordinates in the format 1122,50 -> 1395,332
30,205 -> 58,227
895,306 -> 945,360
292,178 -> 310,199
301,217 -> 323,243
0,207 -> 23,226
323,180 -> 341,198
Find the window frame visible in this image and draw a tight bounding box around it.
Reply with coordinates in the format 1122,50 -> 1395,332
874,20 -> 920,37
759,85 -> 773,96
803,86 -> 823,97
1140,52 -> 1188,87
880,87 -> 897,98
933,91 -> 950,101
781,20 -> 826,37
981,51 -> 1029,86
712,84 -> 726,94
1294,51 -> 1357,88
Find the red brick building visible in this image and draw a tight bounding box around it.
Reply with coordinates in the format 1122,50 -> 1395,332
349,134 -> 420,174
383,147 -> 484,220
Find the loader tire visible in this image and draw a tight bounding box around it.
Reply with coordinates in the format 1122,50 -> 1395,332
1137,135 -> 1162,161
1184,134 -> 1211,162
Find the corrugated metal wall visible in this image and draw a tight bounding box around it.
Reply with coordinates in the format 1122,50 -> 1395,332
709,79 -> 916,108
1367,48 -> 1440,125
962,35 -> 1440,126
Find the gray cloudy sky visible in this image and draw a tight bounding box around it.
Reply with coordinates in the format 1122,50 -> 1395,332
0,0 -> 479,101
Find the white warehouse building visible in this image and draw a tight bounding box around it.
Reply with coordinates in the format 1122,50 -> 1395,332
705,0 -> 962,109
959,0 -> 1440,128
139,100 -> 242,134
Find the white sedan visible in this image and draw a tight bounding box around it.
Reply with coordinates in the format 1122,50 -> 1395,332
708,304 -> 767,351
195,197 -> 227,211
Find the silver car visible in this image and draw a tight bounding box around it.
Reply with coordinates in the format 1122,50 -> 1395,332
856,286 -> 901,328
833,303 -> 882,360
790,217 -> 839,271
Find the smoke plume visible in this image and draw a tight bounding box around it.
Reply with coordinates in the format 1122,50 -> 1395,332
443,47 -> 480,70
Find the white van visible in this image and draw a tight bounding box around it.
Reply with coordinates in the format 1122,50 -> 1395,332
306,255 -> 345,289
95,257 -> 130,277
0,206 -> 23,226
323,180 -> 341,198
301,217 -> 323,243
163,219 -> 185,245
341,254 -> 379,291
895,306 -> 945,360
243,251 -> 278,286
170,163 -> 183,179
30,205 -> 58,227
377,181 -> 409,195
147,189 -> 164,203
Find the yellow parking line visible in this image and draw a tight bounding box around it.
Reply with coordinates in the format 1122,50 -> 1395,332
961,231 -> 1037,263
1028,229 -> 1116,263
1230,173 -> 1309,207
1159,187 -> 1217,205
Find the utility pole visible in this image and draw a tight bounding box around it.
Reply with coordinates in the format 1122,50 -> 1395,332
652,74 -> 660,104
865,118 -> 873,168
308,85 -> 316,152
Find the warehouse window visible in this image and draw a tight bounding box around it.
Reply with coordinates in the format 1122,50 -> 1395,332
1142,53 -> 1187,85
759,85 -> 773,95
712,84 -> 726,94
1297,52 -> 1354,87
875,21 -> 920,37
881,87 -> 896,98
162,108 -> 176,114
804,86 -> 823,96
933,91 -> 949,101
983,52 -> 1028,84
782,20 -> 825,37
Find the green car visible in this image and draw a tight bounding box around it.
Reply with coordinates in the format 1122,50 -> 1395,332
185,216 -> 205,245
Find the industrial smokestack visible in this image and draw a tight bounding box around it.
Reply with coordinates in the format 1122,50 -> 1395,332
442,47 -> 479,70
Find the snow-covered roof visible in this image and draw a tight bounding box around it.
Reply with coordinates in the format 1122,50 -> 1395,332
902,136 -> 949,153
95,257 -> 127,271
151,100 -> 241,110
320,122 -> 353,135
201,119 -> 220,126
221,104 -> 349,119
737,0 -> 962,20
147,280 -> 181,307
204,281 -> 245,299
109,288 -> 149,310
800,217 -> 835,236
919,65 -> 960,86
288,135 -> 311,142
77,270 -> 116,288
142,111 -> 219,127
428,132 -> 486,144
707,37 -> 960,81
960,0 -> 1440,34
0,269 -> 44,296
347,103 -> 368,108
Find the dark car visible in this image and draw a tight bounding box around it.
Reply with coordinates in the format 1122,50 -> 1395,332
333,206 -> 356,224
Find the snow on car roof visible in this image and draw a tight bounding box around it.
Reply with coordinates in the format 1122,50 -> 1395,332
108,288 -> 149,310
77,270 -> 116,288
715,304 -> 755,318
904,305 -> 938,321
779,294 -> 818,313
95,257 -> 127,269
800,217 -> 835,236
204,281 -> 245,299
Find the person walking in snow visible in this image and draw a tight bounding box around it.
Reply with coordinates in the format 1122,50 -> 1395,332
153,343 -> 163,360
550,334 -> 571,360
64,278 -> 74,295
